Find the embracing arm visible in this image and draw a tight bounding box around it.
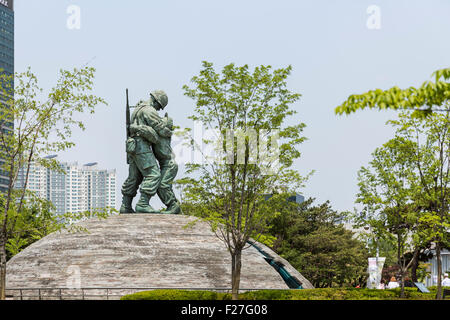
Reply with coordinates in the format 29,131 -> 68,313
130,124 -> 158,144
143,108 -> 172,138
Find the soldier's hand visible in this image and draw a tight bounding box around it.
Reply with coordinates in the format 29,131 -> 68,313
161,127 -> 173,138
130,124 -> 146,136
130,124 -> 139,134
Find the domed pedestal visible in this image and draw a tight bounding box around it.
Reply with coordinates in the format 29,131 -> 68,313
6,214 -> 313,299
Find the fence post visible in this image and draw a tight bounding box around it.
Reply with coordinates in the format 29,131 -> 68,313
82,288 -> 85,300
38,289 -> 41,300
20,289 -> 23,300
59,288 -> 62,300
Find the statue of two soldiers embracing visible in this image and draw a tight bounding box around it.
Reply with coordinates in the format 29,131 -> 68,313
120,90 -> 180,215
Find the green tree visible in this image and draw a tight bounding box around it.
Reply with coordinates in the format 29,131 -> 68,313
3,193 -> 57,260
389,111 -> 450,299
335,68 -> 450,116
335,66 -> 450,299
0,66 -> 111,300
2,190 -> 106,261
355,109 -> 450,299
355,136 -> 423,297
269,198 -> 368,288
179,61 -> 309,299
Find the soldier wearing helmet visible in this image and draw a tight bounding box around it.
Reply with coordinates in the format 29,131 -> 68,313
120,90 -> 172,213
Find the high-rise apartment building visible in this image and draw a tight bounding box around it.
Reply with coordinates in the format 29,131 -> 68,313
16,156 -> 117,215
0,0 -> 14,192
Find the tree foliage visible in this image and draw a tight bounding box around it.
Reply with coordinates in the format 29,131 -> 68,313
354,110 -> 450,299
0,66 -> 112,300
335,68 -> 450,116
390,111 -> 450,299
3,192 -> 57,259
335,65 -> 450,299
355,135 -> 425,297
268,198 -> 368,288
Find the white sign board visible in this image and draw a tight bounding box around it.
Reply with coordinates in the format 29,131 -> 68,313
367,257 -> 386,289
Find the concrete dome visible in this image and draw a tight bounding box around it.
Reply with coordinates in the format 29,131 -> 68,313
6,214 -> 313,299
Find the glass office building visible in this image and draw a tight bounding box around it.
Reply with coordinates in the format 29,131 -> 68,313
0,0 -> 13,192
0,1 -> 13,75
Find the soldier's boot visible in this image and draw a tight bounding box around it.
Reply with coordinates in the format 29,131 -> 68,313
119,195 -> 135,214
164,200 -> 181,215
135,193 -> 160,213
158,188 -> 181,215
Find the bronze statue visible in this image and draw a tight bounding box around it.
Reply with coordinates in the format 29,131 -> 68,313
120,90 -> 180,214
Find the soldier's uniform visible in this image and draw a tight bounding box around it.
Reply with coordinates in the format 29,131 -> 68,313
153,116 -> 180,214
120,91 -> 171,213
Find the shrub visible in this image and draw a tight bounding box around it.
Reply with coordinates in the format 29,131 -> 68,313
239,290 -> 293,300
121,289 -> 229,300
121,288 -> 437,300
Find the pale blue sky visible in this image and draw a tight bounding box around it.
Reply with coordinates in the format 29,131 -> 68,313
15,0 -> 450,211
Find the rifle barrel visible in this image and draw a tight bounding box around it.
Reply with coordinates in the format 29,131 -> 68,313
126,89 -> 130,138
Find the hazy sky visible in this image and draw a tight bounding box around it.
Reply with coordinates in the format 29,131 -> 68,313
14,0 -> 450,212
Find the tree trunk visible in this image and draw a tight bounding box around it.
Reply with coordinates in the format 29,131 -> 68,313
436,243 -> 442,300
399,269 -> 405,298
0,234 -> 6,300
411,253 -> 419,283
397,234 -> 405,298
231,250 -> 242,300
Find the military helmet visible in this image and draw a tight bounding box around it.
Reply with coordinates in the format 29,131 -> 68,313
150,90 -> 168,109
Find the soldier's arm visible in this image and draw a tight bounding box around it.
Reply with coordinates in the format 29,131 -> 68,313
130,124 -> 158,144
143,109 -> 172,138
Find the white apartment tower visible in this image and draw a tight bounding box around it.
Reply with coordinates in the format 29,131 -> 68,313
16,156 -> 116,215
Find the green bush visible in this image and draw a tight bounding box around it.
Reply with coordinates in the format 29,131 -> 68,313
121,288 -> 437,300
121,289 -> 229,300
427,286 -> 450,291
425,286 -> 450,298
240,288 -> 402,300
238,290 -> 293,300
